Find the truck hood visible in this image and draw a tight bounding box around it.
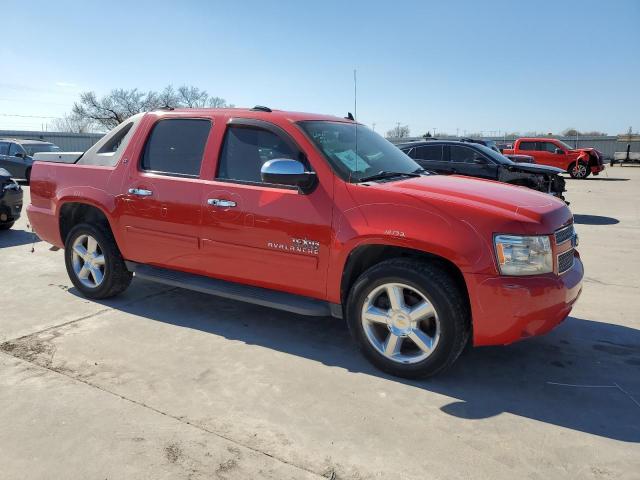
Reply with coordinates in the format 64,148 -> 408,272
365,174 -> 569,226
506,162 -> 564,175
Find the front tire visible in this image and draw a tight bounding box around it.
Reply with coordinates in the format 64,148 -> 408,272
346,259 -> 470,378
569,161 -> 590,179
0,221 -> 15,230
64,223 -> 132,299
25,167 -> 31,184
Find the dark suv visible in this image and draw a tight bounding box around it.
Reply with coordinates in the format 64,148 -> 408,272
0,138 -> 61,183
398,140 -> 566,201
0,168 -> 23,230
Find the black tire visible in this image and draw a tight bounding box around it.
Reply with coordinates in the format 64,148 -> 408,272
568,161 -> 590,179
346,259 -> 470,379
25,167 -> 31,184
0,221 -> 15,230
64,222 -> 132,299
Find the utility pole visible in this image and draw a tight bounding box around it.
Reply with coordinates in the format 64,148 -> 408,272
372,122 -> 376,132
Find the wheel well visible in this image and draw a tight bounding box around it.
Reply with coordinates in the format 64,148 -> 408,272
59,203 -> 111,244
340,244 -> 470,306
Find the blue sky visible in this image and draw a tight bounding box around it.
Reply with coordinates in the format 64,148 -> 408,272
1,0 -> 638,135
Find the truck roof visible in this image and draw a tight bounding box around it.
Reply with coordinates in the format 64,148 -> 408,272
149,107 -> 353,124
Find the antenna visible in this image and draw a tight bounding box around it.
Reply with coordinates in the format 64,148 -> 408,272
354,69 -> 358,177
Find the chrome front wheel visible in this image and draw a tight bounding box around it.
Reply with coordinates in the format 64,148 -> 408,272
361,282 -> 440,364
71,234 -> 106,288
570,162 -> 588,179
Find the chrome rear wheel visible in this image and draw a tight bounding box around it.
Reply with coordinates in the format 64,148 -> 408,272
71,233 -> 106,289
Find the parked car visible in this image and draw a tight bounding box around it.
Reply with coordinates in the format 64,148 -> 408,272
0,138 -> 61,183
459,138 -> 535,163
398,140 -> 566,201
502,138 -> 605,179
27,108 -> 582,378
0,168 -> 23,230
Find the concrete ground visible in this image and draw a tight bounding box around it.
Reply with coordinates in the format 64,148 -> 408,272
1,166 -> 639,479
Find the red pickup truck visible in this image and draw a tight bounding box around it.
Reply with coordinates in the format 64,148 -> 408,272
502,138 -> 605,179
27,107 -> 583,378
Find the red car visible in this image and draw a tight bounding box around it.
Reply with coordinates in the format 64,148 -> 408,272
502,138 -> 605,179
27,107 -> 583,378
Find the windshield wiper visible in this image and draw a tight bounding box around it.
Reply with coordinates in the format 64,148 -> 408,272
359,170 -> 421,183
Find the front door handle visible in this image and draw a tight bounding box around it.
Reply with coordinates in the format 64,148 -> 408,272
207,198 -> 237,208
128,188 -> 153,197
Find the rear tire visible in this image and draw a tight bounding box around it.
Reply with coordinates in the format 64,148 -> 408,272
346,259 -> 470,378
64,223 -> 132,299
25,167 -> 31,184
569,161 -> 590,179
0,221 -> 15,230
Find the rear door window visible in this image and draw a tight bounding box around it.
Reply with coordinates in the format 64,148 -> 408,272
414,145 -> 444,162
0,142 -> 9,155
8,143 -> 24,156
140,119 -> 211,177
518,141 -> 536,151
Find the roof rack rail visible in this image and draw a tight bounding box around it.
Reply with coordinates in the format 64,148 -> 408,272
251,105 -> 272,112
156,105 -> 175,111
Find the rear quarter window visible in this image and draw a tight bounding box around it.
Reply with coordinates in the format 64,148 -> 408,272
414,145 -> 444,162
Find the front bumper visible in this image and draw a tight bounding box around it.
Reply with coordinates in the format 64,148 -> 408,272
465,255 -> 583,346
590,164 -> 605,175
0,185 -> 23,224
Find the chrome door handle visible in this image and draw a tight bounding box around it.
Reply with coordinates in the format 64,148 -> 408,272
207,198 -> 236,208
128,188 -> 153,197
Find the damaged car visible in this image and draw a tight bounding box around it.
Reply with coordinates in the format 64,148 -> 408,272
0,167 -> 23,230
398,140 -> 566,201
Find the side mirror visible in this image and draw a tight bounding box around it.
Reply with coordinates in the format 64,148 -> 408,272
15,152 -> 25,158
261,159 -> 317,193
554,148 -> 564,154
473,156 -> 488,164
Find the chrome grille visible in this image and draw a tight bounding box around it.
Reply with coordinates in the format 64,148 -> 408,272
558,249 -> 575,274
555,224 -> 574,245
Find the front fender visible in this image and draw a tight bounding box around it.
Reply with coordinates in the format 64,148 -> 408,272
326,202 -> 493,302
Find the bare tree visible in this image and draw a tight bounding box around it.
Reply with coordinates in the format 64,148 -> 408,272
386,124 -> 410,139
49,113 -> 95,133
178,86 -> 209,108
209,96 -> 232,108
562,128 -> 607,137
72,86 -> 231,130
562,128 -> 579,137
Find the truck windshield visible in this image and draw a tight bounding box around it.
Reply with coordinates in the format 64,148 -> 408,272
298,121 -> 423,182
23,144 -> 61,155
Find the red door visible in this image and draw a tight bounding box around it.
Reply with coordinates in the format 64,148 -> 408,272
117,117 -> 211,273
198,120 -> 333,299
536,141 -> 566,169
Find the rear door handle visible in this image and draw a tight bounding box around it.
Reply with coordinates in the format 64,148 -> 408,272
207,198 -> 237,208
128,188 -> 153,197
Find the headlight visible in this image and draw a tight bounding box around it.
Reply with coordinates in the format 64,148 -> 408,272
494,235 -> 552,275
